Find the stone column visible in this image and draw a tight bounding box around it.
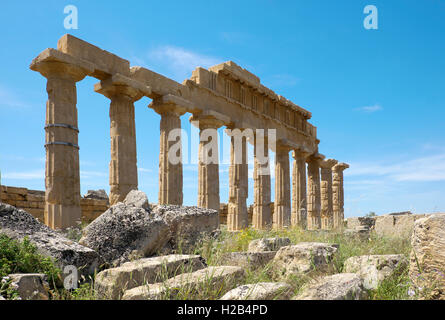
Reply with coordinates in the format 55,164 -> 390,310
227,129 -> 249,231
291,149 -> 310,229
252,134 -> 272,229
306,154 -> 324,230
190,115 -> 224,212
274,144 -> 291,229
154,104 -> 186,206
320,159 -> 338,230
333,162 -> 349,229
30,49 -> 93,229
95,75 -> 150,205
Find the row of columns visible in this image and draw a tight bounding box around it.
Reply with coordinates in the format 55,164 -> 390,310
32,51 -> 348,230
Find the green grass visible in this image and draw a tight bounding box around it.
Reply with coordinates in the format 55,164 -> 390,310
1,227 -> 417,300
0,234 -> 61,299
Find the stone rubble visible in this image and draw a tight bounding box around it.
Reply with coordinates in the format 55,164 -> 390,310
220,282 -> 292,300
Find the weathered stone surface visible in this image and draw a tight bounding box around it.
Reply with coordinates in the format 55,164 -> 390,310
123,190 -> 149,211
95,254 -> 206,299
294,273 -> 366,300
220,282 -> 292,300
248,237 -> 291,252
375,214 -> 427,238
0,295 -> 5,300
153,205 -> 219,253
346,217 -> 376,230
343,226 -> 371,241
122,266 -> 245,300
0,203 -> 101,276
273,242 -> 338,277
344,254 -> 408,290
219,251 -> 276,269
8,273 -> 49,300
79,202 -> 169,266
410,214 -> 445,299
84,189 -> 109,201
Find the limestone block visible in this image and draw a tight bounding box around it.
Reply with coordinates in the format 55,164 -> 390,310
153,205 -> 219,253
343,226 -> 370,241
220,282 -> 292,300
0,203 -> 101,277
248,237 -> 291,252
293,273 -> 367,300
219,251 -> 277,269
95,255 -> 206,299
57,34 -> 130,79
83,189 -> 109,201
122,266 -> 246,300
344,254 -> 408,290
374,215 -> 395,237
79,202 -> 170,267
123,190 -> 150,211
8,274 -> 49,300
410,214 -> 445,299
346,217 -> 376,230
273,242 -> 338,277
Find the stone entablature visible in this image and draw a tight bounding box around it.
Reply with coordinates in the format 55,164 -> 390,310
28,34 -> 348,230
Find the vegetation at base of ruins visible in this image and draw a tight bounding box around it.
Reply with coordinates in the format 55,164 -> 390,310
368,267 -> 413,300
0,234 -> 61,299
365,212 -> 377,217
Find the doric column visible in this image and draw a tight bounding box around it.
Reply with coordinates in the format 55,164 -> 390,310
274,144 -> 291,229
332,162 -> 349,229
291,149 -> 310,229
306,153 -> 324,230
30,49 -> 94,229
227,129 -> 249,231
152,103 -> 186,206
253,133 -> 272,229
95,75 -> 151,205
190,115 -> 224,212
320,159 -> 338,230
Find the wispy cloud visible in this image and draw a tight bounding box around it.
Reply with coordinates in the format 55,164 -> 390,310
138,168 -> 152,173
347,153 -> 445,182
354,104 -> 383,113
134,46 -> 221,82
0,85 -> 30,109
2,170 -> 44,180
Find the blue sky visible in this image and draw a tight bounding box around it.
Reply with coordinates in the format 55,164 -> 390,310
0,0 -> 444,217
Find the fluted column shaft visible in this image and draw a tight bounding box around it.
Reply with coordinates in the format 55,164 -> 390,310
291,150 -> 309,228
197,119 -> 221,211
31,58 -> 92,229
227,131 -> 249,231
157,109 -> 183,205
274,146 -> 291,229
320,159 -> 337,230
307,158 -> 322,230
253,135 -> 271,229
333,163 -> 349,229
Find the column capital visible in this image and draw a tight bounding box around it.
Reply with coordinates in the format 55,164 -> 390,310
333,162 -> 350,172
292,147 -> 312,160
95,73 -> 151,101
30,48 -> 94,81
320,158 -> 338,170
307,152 -> 325,164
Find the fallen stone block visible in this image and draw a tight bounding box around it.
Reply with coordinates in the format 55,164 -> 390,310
410,214 -> 445,299
344,254 -> 408,290
8,273 -> 49,300
219,251 -> 276,269
153,204 -> 219,253
79,194 -> 170,267
95,254 -> 206,299
0,203 -> 101,276
122,266 -> 245,300
273,242 -> 338,277
293,273 -> 367,300
220,282 -> 292,300
248,237 -> 291,252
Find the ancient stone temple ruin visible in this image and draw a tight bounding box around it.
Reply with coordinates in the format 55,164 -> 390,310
30,34 -> 348,230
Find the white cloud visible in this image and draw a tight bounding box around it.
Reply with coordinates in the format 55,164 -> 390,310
2,170 -> 44,180
347,153 -> 445,182
355,104 -> 383,113
0,85 -> 29,109
134,46 -> 221,81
